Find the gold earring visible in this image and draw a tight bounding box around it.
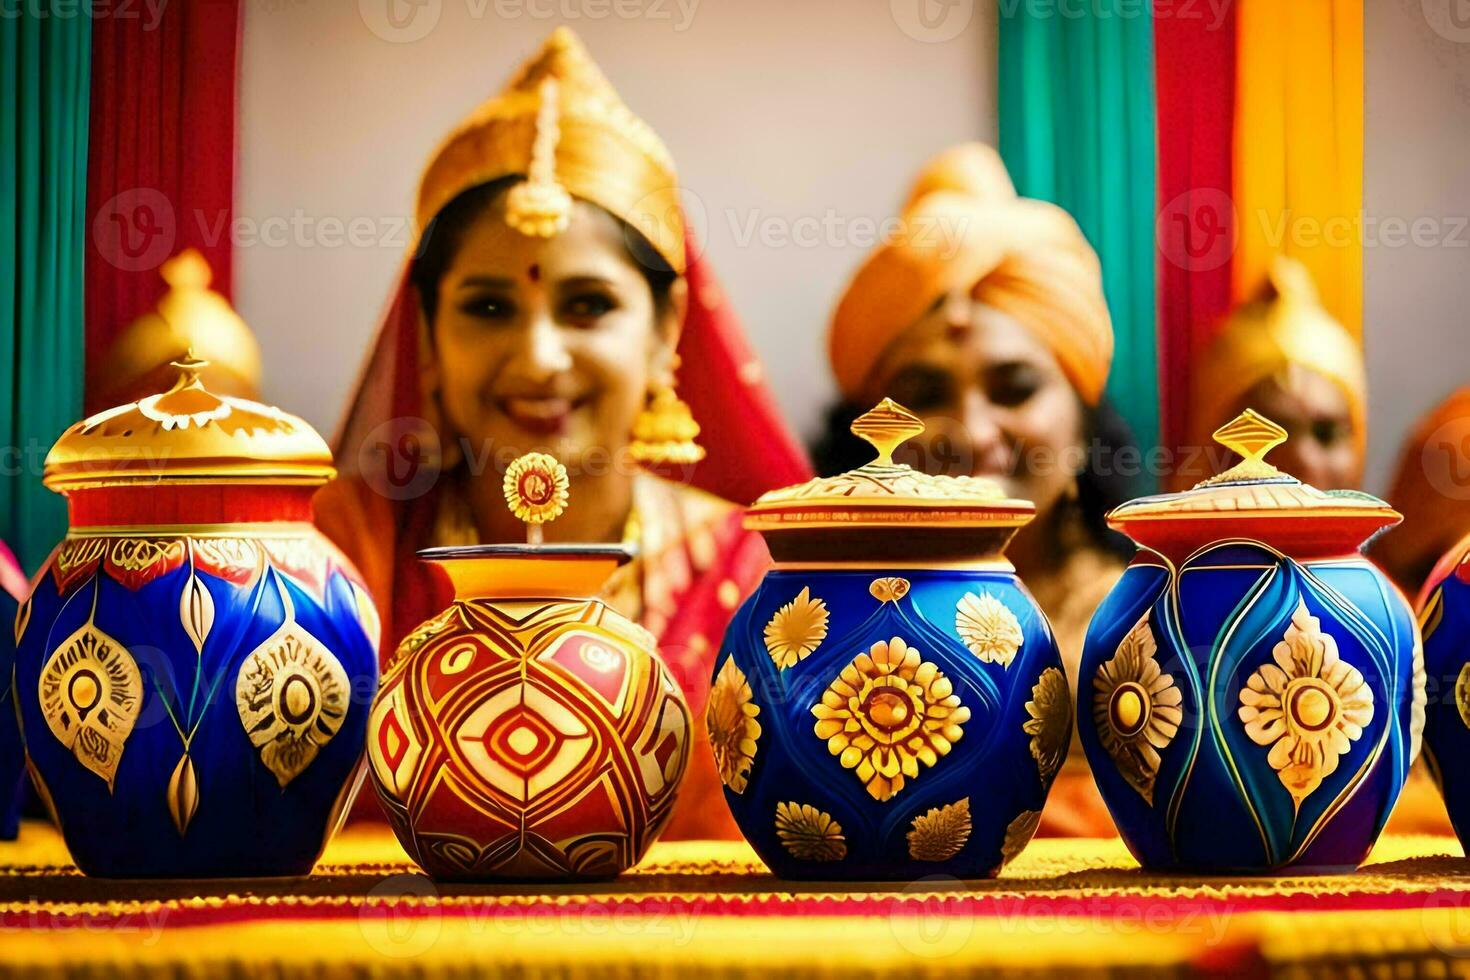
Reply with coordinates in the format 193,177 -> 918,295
630,356 -> 705,465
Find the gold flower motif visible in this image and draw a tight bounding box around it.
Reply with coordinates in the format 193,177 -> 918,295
993,809 -> 1042,874
774,801 -> 846,861
502,452 -> 569,525
1238,601 -> 1374,809
869,577 -> 910,603
1023,667 -> 1071,785
956,591 -> 1024,667
763,587 -> 829,670
907,797 -> 971,862
811,637 -> 969,802
1456,662 -> 1470,731
707,657 -> 761,793
1093,613 -> 1182,805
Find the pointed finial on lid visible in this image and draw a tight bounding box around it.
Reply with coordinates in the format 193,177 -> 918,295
1194,409 -> 1288,487
851,398 -> 925,466
168,348 -> 210,386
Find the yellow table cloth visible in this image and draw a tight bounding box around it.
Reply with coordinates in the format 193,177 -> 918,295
3,821 -> 1470,976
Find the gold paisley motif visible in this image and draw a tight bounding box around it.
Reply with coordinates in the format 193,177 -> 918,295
108,537 -> 183,572
1023,667 -> 1071,785
774,801 -> 846,861
907,797 -> 971,862
1093,613 -> 1182,805
236,582 -> 351,789
179,570 -> 215,656
956,591 -> 1024,667
1456,663 -> 1470,731
763,587 -> 829,669
869,577 -> 911,604
1239,601 -> 1373,810
39,616 -> 143,791
167,753 -> 200,835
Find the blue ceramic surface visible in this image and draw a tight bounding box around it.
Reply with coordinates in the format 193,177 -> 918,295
1419,539 -> 1470,845
1079,543 -> 1419,873
0,586 -> 23,839
711,567 -> 1068,880
14,535 -> 379,877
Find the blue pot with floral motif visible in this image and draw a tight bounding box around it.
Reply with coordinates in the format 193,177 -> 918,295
707,399 -> 1070,880
1416,534 -> 1470,846
1078,411 -> 1422,873
14,358 -> 380,877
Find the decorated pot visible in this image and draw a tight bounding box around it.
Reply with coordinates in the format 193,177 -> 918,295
708,399 -> 1068,881
367,454 -> 691,880
15,356 -> 381,877
1416,533 -> 1470,846
1079,411 -> 1422,873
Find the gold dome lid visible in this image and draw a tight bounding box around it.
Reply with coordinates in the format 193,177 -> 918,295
90,250 -> 263,407
45,354 -> 334,492
1108,410 -> 1398,555
745,399 -> 1034,534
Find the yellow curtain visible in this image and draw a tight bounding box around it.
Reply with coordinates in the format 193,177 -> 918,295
1232,0 -> 1363,338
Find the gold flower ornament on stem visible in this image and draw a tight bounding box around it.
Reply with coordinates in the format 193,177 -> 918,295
503,452 -> 570,545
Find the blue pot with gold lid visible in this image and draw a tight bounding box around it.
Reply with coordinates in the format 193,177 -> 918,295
708,399 -> 1069,880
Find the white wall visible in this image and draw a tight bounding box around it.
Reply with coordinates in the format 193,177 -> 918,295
1363,0 -> 1470,493
236,0 -> 996,446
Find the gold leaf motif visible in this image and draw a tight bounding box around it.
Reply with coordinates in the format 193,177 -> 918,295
994,809 -> 1042,874
14,595 -> 31,647
907,797 -> 971,862
1093,612 -> 1182,805
774,801 -> 846,861
1410,630 -> 1426,762
179,572 -> 215,655
956,591 -> 1024,667
1456,663 -> 1470,732
811,637 -> 969,802
1023,667 -> 1071,785
39,621 -> 143,791
236,628 -> 351,788
869,577 -> 910,604
707,657 -> 761,793
108,537 -> 182,572
167,753 -> 200,835
763,587 -> 829,669
1238,601 -> 1373,810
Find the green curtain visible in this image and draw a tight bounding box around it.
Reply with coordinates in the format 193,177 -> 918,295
998,1 -> 1159,474
1,7 -> 90,571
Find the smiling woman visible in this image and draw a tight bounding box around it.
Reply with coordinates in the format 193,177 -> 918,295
314,27 -> 810,840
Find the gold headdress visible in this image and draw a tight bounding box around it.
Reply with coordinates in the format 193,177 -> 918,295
415,27 -> 685,274
1187,256 -> 1366,468
829,143 -> 1113,405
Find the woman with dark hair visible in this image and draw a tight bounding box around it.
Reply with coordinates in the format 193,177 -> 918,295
821,143 -> 1138,835
315,28 -> 810,840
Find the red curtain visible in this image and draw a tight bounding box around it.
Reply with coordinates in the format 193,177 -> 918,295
84,0 -> 241,410
1153,3 -> 1237,454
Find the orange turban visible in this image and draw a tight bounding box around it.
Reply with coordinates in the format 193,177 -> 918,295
1375,387 -> 1470,596
828,143 -> 1113,404
1186,257 -> 1366,463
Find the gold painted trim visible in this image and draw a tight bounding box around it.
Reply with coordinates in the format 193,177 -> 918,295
770,559 -> 1015,572
66,523 -> 321,538
746,514 -> 1032,532
45,469 -> 335,493
1111,505 -> 1400,524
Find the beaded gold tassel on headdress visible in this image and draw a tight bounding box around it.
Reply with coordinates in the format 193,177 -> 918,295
504,77 -> 573,239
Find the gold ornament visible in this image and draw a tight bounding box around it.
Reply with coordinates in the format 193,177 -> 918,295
1023,667 -> 1071,785
774,801 -> 846,861
907,797 -> 972,862
763,586 -> 829,670
811,636 -> 969,802
629,361 -> 704,465
994,809 -> 1042,874
505,77 -> 573,239
956,591 -> 1024,667
1238,601 -> 1373,810
869,577 -> 911,603
1093,613 -> 1182,805
167,754 -> 200,835
503,452 -> 570,541
707,657 -> 761,793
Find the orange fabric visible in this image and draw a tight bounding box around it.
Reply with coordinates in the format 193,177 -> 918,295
828,143 -> 1112,404
1376,388 -> 1470,597
1232,0 -> 1363,337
